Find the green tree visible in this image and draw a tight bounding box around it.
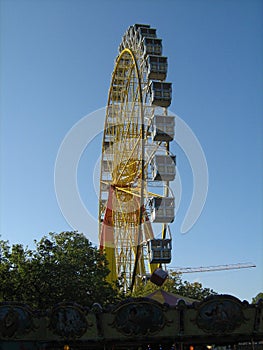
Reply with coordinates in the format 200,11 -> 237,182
132,274 -> 217,301
252,292 -> 263,304
0,231 -> 217,308
0,232 -> 117,309
177,280 -> 217,300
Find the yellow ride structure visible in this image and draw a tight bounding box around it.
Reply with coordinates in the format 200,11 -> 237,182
99,24 -> 176,292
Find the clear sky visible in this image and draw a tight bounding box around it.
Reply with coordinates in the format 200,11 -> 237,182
1,0 -> 262,302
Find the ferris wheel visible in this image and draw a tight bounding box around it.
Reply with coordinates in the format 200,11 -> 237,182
99,24 -> 176,292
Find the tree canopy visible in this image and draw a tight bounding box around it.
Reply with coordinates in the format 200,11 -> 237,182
0,231 -> 217,309
132,273 -> 217,301
0,231 -> 117,309
252,292 -> 263,304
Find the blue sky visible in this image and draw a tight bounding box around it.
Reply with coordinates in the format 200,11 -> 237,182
1,0 -> 262,302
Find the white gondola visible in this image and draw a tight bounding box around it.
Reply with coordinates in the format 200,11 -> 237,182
143,38 -> 162,56
150,197 -> 175,223
102,160 -> 112,173
138,26 -> 157,38
151,154 -> 176,181
101,182 -> 109,192
147,55 -> 167,81
152,115 -> 175,141
147,238 -> 172,264
150,81 -> 172,107
133,23 -> 150,31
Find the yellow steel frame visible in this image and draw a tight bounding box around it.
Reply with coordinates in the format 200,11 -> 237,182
99,41 -> 169,291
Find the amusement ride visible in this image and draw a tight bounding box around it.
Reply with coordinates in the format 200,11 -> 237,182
98,24 -> 255,294
99,24 -> 175,293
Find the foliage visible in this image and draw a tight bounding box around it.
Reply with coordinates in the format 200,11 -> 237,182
132,274 -> 217,301
0,232 -> 117,309
177,280 -> 217,300
0,231 -> 217,309
252,292 -> 263,304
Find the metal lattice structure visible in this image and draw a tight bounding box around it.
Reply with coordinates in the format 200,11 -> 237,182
169,262 -> 256,274
99,24 -> 176,292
